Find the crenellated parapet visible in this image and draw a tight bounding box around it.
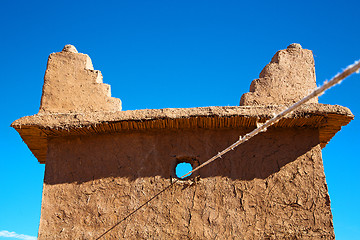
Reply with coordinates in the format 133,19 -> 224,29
39,45 -> 121,113
240,43 -> 318,106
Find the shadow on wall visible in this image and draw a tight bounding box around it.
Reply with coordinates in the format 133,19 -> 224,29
44,127 -> 319,185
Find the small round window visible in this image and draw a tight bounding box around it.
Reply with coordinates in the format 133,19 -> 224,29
175,162 -> 193,179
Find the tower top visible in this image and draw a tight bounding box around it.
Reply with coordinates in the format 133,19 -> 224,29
240,44 -> 317,106
39,45 -> 121,113
62,44 -> 78,53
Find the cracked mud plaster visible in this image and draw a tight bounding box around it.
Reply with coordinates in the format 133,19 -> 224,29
38,127 -> 334,239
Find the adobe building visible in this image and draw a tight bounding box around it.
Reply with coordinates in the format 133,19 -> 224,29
12,44 -> 353,239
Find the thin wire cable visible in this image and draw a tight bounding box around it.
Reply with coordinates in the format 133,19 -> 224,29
95,178 -> 180,240
95,59 -> 360,239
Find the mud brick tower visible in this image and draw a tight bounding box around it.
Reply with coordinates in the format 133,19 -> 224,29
12,44 -> 353,239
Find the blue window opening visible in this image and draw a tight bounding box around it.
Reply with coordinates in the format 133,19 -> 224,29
175,162 -> 193,179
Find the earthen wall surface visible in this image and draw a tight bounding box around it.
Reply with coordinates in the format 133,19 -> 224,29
39,127 -> 334,239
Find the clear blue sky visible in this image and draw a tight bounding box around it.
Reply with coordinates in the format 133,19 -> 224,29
1,0 -> 359,239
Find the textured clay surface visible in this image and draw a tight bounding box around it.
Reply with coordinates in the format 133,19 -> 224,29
240,44 -> 318,106
39,127 -> 334,239
39,46 -> 121,113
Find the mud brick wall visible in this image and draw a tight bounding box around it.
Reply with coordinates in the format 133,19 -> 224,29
39,127 -> 333,239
